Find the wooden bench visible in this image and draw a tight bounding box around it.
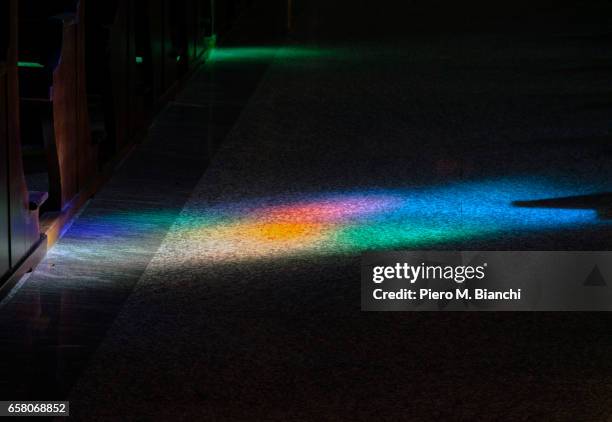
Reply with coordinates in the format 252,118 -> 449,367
19,0 -> 97,212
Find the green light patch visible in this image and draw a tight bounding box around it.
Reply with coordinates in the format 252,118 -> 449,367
18,61 -> 44,68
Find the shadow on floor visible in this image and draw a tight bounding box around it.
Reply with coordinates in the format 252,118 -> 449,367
514,192 -> 612,219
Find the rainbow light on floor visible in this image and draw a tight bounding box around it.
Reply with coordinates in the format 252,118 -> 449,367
163,177 -> 605,264
65,177 -> 608,265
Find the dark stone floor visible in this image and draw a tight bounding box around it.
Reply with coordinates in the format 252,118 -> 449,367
0,1 -> 279,407
3,1 -> 612,420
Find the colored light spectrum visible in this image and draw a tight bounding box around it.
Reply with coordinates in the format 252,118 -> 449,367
64,177 -> 607,265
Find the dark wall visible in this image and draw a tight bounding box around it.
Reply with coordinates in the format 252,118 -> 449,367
0,2 -> 11,278
2,0 -> 43,281
0,68 -> 9,278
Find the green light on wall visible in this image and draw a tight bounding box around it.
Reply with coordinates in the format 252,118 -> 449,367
17,61 -> 44,68
135,56 -> 144,64
176,55 -> 181,62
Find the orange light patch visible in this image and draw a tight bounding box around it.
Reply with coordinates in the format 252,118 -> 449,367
260,198 -> 398,224
242,221 -> 323,242
183,218 -> 332,263
177,196 -> 401,262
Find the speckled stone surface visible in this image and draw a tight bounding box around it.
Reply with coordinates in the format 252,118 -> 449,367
7,1 -> 612,420
62,2 -> 612,421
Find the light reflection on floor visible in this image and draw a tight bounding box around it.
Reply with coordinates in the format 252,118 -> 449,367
64,177 -> 607,264
209,46 -> 348,64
